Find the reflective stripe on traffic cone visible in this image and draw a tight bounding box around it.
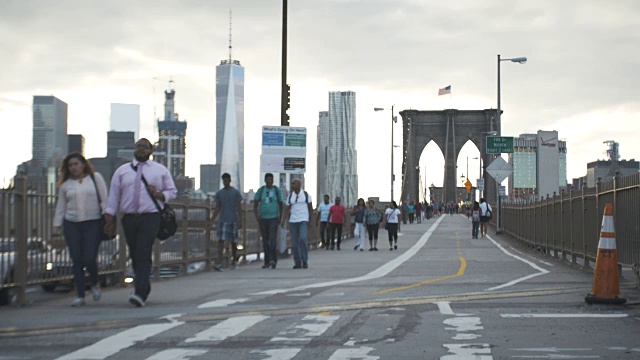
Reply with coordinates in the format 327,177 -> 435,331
585,203 -> 626,305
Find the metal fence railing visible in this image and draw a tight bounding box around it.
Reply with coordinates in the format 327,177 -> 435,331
1,176 -> 358,305
501,172 -> 640,269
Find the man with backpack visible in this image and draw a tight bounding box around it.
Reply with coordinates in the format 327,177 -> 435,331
254,173 -> 283,269
281,179 -> 313,269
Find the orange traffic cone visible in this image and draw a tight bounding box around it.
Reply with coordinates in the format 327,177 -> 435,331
585,203 -> 626,305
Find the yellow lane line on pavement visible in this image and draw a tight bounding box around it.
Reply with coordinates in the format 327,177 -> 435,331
372,232 -> 467,295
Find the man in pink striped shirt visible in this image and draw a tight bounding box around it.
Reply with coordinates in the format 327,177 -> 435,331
104,138 -> 177,307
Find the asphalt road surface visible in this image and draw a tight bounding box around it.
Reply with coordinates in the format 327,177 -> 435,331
1,214 -> 638,359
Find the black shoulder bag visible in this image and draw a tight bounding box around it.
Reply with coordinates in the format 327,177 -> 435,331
89,173 -> 116,241
134,165 -> 177,241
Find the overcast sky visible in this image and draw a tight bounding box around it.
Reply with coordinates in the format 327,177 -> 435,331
1,0 -> 639,201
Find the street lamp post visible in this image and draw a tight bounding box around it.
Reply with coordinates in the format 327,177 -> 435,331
496,54 -> 527,234
374,106 -> 396,203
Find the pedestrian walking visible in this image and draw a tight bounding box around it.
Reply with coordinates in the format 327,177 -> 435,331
364,200 -> 382,251
401,202 -> 409,224
408,201 -> 415,224
281,179 -> 313,269
415,201 -> 422,224
253,173 -> 283,269
328,196 -> 346,250
105,139 -> 177,307
53,153 -> 108,307
212,173 -> 243,272
315,194 -> 333,250
471,201 -> 480,239
479,198 -> 492,237
383,201 -> 401,251
351,198 -> 367,251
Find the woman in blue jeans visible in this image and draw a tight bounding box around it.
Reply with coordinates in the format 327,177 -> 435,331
53,153 -> 108,307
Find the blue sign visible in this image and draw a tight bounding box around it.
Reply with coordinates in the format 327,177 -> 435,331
263,133 -> 284,146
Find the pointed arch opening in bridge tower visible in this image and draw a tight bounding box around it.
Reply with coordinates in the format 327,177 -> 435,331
417,140 -> 445,203
399,109 -> 500,206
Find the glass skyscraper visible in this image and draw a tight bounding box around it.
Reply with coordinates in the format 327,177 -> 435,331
216,59 -> 245,192
322,91 -> 358,206
32,96 -> 67,168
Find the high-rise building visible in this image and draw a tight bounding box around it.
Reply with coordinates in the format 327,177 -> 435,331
90,131 -> 135,189
508,130 -> 567,201
155,84 -> 187,179
216,58 -> 245,192
321,91 -> 358,206
110,103 -> 140,139
200,164 -> 220,194
67,134 -> 85,155
107,131 -> 135,158
32,96 -> 68,169
316,111 -> 330,201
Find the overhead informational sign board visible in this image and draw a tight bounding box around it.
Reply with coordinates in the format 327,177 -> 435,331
486,136 -> 514,154
260,126 -> 307,174
486,156 -> 513,184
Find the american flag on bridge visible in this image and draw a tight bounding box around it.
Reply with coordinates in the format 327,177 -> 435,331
438,85 -> 451,96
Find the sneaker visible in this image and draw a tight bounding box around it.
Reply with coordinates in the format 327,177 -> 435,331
270,261 -> 277,269
262,264 -> 270,269
71,297 -> 85,307
302,262 -> 308,269
231,262 -> 239,270
91,286 -> 101,301
129,293 -> 145,308
213,264 -> 225,272
394,245 -> 398,250
360,249 -> 364,252
369,248 -> 374,251
374,248 -> 379,251
354,245 -> 359,251
293,263 -> 302,269
390,247 -> 393,251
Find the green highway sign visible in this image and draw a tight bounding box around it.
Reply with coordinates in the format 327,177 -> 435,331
486,136 -> 514,154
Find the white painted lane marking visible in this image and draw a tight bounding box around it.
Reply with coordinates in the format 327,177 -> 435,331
511,348 -> 592,352
197,298 -> 249,309
452,333 -> 481,340
502,313 -> 628,318
270,314 -> 340,342
56,317 -> 184,360
287,292 -> 311,297
322,292 -> 345,296
328,346 -> 380,360
145,349 -> 207,360
437,302 -> 455,315
485,234 -> 550,291
441,344 -> 492,359
250,348 -> 302,360
253,216 -> 445,295
184,315 -> 269,343
443,317 -> 484,332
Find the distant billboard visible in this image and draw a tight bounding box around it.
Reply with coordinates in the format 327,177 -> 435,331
260,126 -> 306,174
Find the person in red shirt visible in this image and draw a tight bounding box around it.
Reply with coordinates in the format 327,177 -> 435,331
328,197 -> 346,250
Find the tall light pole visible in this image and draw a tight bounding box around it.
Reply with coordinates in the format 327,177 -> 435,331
374,106 -> 396,203
496,54 -> 527,234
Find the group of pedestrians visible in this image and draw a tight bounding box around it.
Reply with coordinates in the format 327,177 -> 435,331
54,139 -> 177,308
470,198 -> 492,239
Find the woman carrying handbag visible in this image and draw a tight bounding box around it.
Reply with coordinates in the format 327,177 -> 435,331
53,153 -> 108,307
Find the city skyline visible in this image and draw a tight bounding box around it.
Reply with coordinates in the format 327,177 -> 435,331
1,1 -> 639,199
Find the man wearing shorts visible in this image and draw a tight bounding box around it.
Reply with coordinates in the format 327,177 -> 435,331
212,173 -> 243,271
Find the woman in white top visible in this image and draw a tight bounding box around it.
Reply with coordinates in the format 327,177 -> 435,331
53,153 -> 108,307
383,201 -> 402,251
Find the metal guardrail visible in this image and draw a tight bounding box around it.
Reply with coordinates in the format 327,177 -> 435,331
0,176 -> 358,305
502,172 -> 640,269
